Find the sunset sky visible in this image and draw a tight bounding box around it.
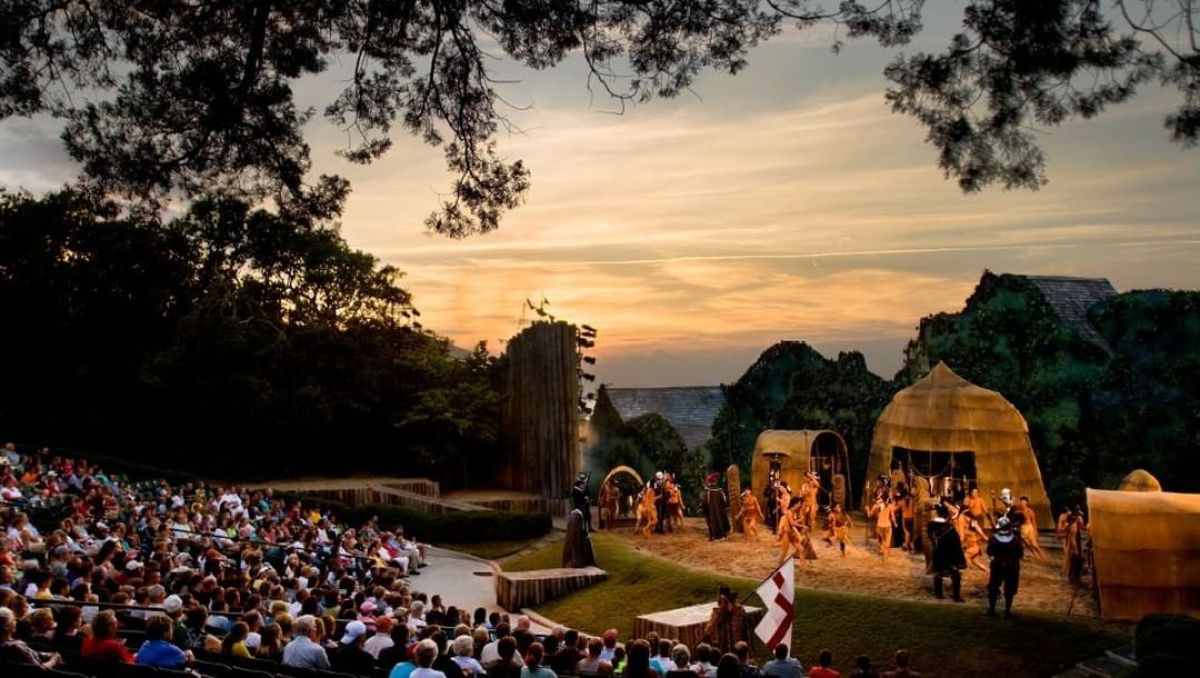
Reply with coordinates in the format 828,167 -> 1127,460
2,7 -> 1197,387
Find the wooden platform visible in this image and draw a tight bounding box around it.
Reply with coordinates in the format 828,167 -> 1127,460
634,602 -> 764,649
494,567 -> 608,611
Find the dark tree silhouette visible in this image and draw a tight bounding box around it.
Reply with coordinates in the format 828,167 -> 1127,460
1,2 -> 1194,233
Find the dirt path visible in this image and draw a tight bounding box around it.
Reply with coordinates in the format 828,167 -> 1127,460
610,517 -> 1097,616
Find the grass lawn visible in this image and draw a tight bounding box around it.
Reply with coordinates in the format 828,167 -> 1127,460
505,532 -> 1129,677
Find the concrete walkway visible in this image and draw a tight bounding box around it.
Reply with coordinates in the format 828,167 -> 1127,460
414,545 -> 557,634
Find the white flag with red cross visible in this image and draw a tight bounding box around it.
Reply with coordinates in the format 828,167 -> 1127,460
754,557 -> 795,650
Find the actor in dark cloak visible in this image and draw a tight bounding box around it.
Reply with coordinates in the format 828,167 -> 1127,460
701,472 -> 731,540
654,472 -> 670,534
986,516 -> 1024,618
763,478 -> 779,532
572,472 -> 592,533
927,503 -> 967,601
562,508 -> 596,568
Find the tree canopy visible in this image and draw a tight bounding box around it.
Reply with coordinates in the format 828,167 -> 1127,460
0,188 -> 504,482
2,1 -> 1193,234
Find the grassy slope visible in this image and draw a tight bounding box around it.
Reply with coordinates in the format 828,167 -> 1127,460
505,532 -> 1127,677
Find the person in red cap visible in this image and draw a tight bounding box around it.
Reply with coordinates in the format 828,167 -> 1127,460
700,472 -> 730,541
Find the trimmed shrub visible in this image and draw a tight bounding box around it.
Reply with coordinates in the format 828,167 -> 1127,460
1135,614 -> 1200,669
347,503 -> 551,544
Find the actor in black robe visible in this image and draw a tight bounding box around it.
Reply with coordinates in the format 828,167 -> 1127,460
927,503 -> 967,601
701,472 -> 731,540
654,472 -> 670,534
562,508 -> 596,568
572,473 -> 592,533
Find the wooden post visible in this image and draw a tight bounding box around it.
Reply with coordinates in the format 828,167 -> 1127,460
726,465 -> 743,532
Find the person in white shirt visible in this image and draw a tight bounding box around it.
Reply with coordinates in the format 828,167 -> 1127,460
407,601 -> 427,630
412,639 -> 447,678
363,616 -> 396,659
450,634 -> 485,675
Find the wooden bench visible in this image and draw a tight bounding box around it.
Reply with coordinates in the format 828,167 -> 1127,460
494,566 -> 608,611
633,602 -> 765,649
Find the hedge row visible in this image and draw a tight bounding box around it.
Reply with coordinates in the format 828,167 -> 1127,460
277,494 -> 552,544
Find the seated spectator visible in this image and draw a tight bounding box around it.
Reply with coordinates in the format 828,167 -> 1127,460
81,610 -> 134,663
432,630 -> 467,678
649,638 -> 675,675
51,605 -> 84,652
413,638 -> 448,678
221,621 -> 253,659
552,628 -> 583,673
26,607 -> 56,648
366,615 -> 396,659
808,650 -> 839,678
716,654 -> 741,678
481,622 -> 512,666
598,628 -> 619,662
489,636 -> 523,678
256,623 -> 285,662
761,644 -> 803,678
451,634 -> 486,676
0,606 -> 62,668
578,637 -> 612,675
734,641 -> 760,678
243,610 -> 263,650
378,622 -> 413,672
623,639 -> 657,678
847,656 -> 878,678
690,643 -> 716,678
334,620 -> 377,675
283,614 -> 331,670
136,614 -> 193,669
522,641 -> 558,678
665,645 -> 696,678
880,651 -> 920,678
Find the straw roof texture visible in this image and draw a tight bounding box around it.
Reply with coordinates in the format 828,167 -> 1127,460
1118,469 -> 1163,492
1086,488 -> 1200,620
862,362 -> 1053,529
751,430 -> 850,506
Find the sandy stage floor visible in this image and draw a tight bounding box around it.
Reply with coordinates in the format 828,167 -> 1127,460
612,517 -> 1097,617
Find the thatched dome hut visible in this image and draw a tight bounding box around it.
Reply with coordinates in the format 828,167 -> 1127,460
1087,487 -> 1200,620
1118,469 -> 1163,492
861,362 -> 1053,529
752,430 -> 851,510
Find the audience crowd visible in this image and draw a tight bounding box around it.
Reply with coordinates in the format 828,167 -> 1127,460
0,444 -> 921,678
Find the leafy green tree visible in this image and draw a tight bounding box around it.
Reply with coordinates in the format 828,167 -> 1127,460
710,341 -> 893,483
4,2 -> 1191,233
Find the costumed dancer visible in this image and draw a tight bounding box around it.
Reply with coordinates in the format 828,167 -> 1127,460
599,478 -> 620,530
666,474 -> 685,531
965,487 -> 991,529
1015,496 -> 1044,559
572,472 -> 592,533
986,516 -> 1024,618
776,496 -> 813,568
958,512 -> 989,574
701,472 -> 731,541
868,495 -> 896,563
776,480 -> 793,530
703,584 -> 749,655
1057,505 -> 1087,584
736,489 -> 764,541
927,503 -> 966,602
823,502 -> 852,557
801,471 -> 820,528
635,481 -> 658,538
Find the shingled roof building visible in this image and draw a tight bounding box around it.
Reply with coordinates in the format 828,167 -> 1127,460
1021,275 -> 1118,353
605,386 -> 724,450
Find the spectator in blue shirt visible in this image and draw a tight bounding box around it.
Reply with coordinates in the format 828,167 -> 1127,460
136,615 -> 192,669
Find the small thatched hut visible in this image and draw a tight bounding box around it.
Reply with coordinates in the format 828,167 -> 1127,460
1087,484 -> 1200,621
861,362 -> 1053,528
751,430 -> 852,510
1118,468 -> 1164,492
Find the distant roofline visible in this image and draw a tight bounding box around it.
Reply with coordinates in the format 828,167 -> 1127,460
1017,274 -> 1114,284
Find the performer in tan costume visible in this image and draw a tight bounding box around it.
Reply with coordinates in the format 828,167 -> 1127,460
823,502 -> 852,557
666,474 -> 685,531
736,489 -> 764,541
1016,496 -> 1044,559
635,482 -> 658,537
776,497 -> 806,567
801,472 -> 820,528
598,478 -> 620,529
869,496 -> 896,564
